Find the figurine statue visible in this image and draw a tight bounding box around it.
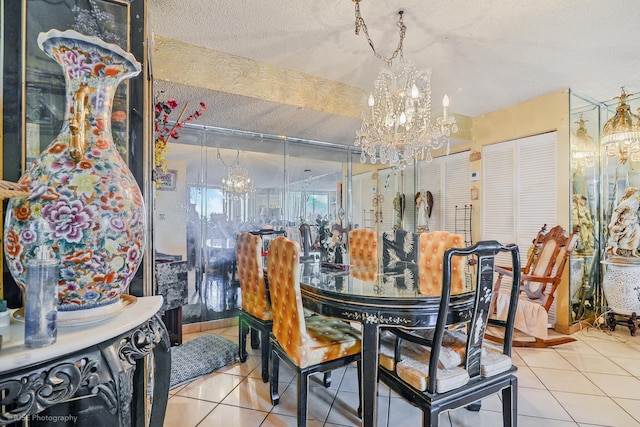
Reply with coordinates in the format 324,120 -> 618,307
572,194 -> 594,254
606,186 -> 640,257
416,191 -> 429,233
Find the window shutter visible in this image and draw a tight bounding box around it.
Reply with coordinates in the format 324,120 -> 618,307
482,141 -> 516,244
482,131 -> 558,323
443,152 -> 471,236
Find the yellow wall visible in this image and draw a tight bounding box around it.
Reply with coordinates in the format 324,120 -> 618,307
470,89 -> 572,328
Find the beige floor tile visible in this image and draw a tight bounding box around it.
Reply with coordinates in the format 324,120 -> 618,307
260,412 -> 324,427
591,340 -> 640,358
515,348 -> 576,370
582,372 -> 640,399
530,367 -> 604,395
220,376 -> 278,412
217,353 -> 260,377
610,355 -> 640,376
612,397 -> 640,424
387,396 -> 447,426
514,366 -> 546,389
270,379 -> 339,422
325,390 -> 389,427
448,406 -> 512,427
175,371 -> 243,402
163,395 -> 217,427
517,387 -> 572,420
560,352 -> 629,375
517,415 -> 578,427
196,403 -> 268,427
552,391 -> 640,426
553,338 -> 603,356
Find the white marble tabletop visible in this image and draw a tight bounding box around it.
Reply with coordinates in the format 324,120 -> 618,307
0,295 -> 163,374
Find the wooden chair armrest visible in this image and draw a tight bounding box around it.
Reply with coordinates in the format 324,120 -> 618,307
519,274 -> 556,284
495,265 -> 515,276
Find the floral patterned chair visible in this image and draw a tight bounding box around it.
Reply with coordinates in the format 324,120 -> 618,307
378,240 -> 521,427
236,232 -> 272,382
267,236 -> 362,427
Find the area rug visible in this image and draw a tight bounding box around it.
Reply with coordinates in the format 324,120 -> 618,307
170,334 -> 239,389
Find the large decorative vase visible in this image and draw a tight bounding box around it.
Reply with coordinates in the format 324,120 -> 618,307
601,259 -> 640,315
4,29 -> 145,323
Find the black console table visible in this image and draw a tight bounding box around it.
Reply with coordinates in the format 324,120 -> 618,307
0,296 -> 170,426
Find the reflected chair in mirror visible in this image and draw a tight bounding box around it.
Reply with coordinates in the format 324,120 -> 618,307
382,230 -> 420,272
349,228 -> 378,281
236,232 -> 272,382
487,224 -> 578,348
267,236 -> 362,427
379,240 -> 521,427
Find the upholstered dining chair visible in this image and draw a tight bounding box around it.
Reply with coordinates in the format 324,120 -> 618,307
236,232 -> 272,383
267,236 -> 362,427
349,228 -> 378,270
378,240 -> 521,427
418,230 -> 466,296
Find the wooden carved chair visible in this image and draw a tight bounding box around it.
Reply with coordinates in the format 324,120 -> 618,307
236,232 -> 272,382
378,240 -> 521,427
267,236 -> 362,427
487,224 -> 578,348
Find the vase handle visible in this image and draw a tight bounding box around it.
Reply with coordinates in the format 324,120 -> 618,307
69,84 -> 89,163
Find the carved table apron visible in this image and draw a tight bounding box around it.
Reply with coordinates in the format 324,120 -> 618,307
0,296 -> 170,427
300,265 -> 475,427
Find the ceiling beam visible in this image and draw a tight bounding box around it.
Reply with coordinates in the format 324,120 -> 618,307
152,36 -> 472,140
152,36 -> 365,118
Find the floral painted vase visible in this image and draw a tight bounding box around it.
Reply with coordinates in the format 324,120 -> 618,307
4,29 -> 145,321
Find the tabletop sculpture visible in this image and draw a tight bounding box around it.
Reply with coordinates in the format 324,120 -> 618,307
606,186 -> 640,258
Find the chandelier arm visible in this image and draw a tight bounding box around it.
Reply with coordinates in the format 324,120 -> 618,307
353,0 -> 406,66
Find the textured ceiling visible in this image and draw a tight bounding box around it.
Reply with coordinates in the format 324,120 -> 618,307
148,0 -> 640,146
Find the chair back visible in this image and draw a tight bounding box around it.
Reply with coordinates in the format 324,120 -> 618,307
522,224 -> 578,311
349,228 -> 378,271
266,236 -> 307,363
418,231 -> 465,296
383,230 -> 419,266
425,240 -> 520,394
236,232 -> 271,319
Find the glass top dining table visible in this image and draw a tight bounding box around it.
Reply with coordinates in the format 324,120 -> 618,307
299,262 -> 477,427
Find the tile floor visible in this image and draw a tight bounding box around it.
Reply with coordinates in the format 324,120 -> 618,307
163,324 -> 640,427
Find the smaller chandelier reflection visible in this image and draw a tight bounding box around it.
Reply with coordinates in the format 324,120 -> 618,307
219,150 -> 255,199
571,116 -> 595,175
601,88 -> 640,164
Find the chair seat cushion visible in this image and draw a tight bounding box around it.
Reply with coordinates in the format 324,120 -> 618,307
381,329 -> 512,392
379,329 -> 465,371
396,359 -> 470,393
481,347 -> 512,377
300,315 -> 361,367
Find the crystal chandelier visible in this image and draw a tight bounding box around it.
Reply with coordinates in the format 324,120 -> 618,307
352,2 -> 458,170
601,88 -> 640,164
218,150 -> 255,199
